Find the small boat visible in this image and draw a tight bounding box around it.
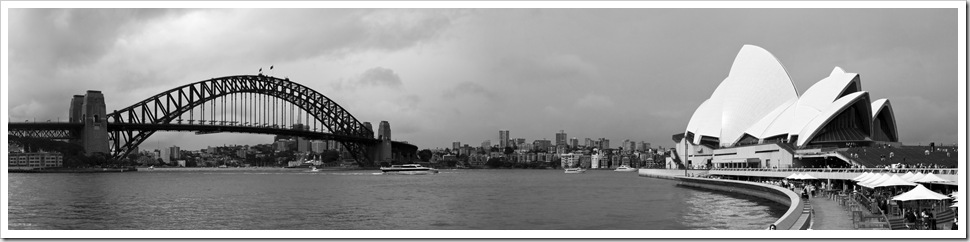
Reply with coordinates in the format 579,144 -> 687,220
614,165 -> 637,172
306,166 -> 320,172
564,168 -> 586,174
148,166 -> 154,170
380,164 -> 439,175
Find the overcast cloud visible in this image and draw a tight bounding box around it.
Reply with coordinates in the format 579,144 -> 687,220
6,8 -> 959,150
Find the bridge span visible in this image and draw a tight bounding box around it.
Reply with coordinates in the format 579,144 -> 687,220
8,75 -> 417,167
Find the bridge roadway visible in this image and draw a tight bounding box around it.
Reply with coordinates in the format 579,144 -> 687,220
8,122 -> 415,149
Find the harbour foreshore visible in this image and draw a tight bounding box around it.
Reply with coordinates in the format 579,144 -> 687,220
135,167 -> 362,172
639,168 -> 810,230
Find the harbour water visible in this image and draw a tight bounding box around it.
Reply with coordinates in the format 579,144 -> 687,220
8,169 -> 785,230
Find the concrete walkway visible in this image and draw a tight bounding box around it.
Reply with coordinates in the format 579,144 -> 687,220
805,193 -> 855,230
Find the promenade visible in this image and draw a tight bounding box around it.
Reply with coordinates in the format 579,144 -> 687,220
802,190 -> 855,230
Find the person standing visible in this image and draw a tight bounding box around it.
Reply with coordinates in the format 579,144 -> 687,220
904,209 -> 916,229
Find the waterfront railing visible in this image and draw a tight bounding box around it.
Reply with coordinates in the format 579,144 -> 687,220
709,167 -> 958,175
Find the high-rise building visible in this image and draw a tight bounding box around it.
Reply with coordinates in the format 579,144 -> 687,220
169,146 -> 181,160
533,139 -> 552,151
514,138 -> 526,147
499,130 -> 510,148
481,140 -> 491,150
556,130 -> 567,146
599,138 -> 610,150
569,137 -> 579,148
585,138 -> 594,148
453,141 -> 461,151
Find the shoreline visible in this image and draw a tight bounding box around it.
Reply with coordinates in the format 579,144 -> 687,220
638,168 -> 810,230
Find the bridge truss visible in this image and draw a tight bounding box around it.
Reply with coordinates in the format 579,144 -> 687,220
106,75 -> 377,166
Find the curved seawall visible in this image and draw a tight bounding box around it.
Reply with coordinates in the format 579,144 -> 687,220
639,169 -> 809,230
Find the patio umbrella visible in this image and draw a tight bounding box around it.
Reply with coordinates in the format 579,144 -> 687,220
852,172 -> 871,181
906,172 -> 926,182
914,173 -> 950,183
800,173 -> 817,180
873,174 -> 918,188
856,173 -> 879,185
891,184 -> 951,201
860,174 -> 889,188
785,173 -> 800,179
899,172 -> 916,181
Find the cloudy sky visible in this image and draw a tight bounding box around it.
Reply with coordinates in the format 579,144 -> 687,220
6,8 -> 959,150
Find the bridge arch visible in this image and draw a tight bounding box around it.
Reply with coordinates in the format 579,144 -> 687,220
107,75 -> 377,165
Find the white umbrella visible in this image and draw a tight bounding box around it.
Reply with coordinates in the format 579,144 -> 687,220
906,172 -> 926,182
892,184 -> 951,201
851,172 -> 871,181
856,173 -> 878,185
785,173 -> 800,179
899,172 -> 916,181
800,173 -> 817,180
873,174 -> 918,188
914,173 -> 950,183
860,174 -> 889,188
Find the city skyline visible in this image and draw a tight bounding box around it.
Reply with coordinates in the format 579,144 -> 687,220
7,8 -> 958,151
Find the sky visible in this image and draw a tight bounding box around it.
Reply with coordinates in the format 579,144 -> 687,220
6,8 -> 960,151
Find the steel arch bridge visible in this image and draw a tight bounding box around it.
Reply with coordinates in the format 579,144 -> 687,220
9,75 -> 416,167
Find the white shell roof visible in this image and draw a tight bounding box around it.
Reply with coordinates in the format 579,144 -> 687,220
682,45 -> 892,147
789,67 -> 861,138
684,45 -> 797,145
871,98 -> 891,119
796,91 -> 871,146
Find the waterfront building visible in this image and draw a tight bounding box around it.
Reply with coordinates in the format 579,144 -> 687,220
499,130 -> 510,148
8,152 -> 63,168
453,141 -> 461,151
579,155 -> 591,169
584,138 -> 594,148
560,153 -> 581,168
481,140 -> 490,150
591,152 -> 606,169
555,130 -> 567,146
673,45 -> 902,169
569,137 -> 579,149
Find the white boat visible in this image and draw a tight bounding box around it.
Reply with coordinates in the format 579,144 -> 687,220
564,168 -> 586,174
380,164 -> 439,175
614,165 -> 637,172
307,166 -> 320,172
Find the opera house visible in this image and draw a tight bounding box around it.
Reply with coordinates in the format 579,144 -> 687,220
672,45 -> 901,169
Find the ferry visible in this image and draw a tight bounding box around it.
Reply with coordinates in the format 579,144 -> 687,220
614,165 -> 637,172
380,164 -> 439,175
564,168 -> 586,174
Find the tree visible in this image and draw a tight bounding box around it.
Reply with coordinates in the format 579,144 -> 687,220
485,157 -> 505,168
320,150 -> 340,163
417,149 -> 433,162
504,147 -> 514,155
